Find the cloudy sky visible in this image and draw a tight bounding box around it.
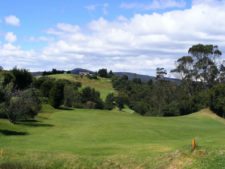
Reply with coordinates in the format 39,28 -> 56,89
0,0 -> 225,76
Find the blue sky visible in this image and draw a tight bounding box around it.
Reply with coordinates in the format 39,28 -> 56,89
0,0 -> 225,76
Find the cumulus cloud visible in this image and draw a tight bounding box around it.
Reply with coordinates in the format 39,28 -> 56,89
5,32 -> 17,43
4,15 -> 20,26
1,0 -> 225,75
120,0 -> 186,10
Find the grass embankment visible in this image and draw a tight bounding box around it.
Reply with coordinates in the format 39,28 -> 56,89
0,105 -> 225,169
48,74 -> 115,100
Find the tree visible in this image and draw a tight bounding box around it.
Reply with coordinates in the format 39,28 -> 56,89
1,72 -> 15,87
108,70 -> 114,78
0,66 -> 3,71
81,87 -> 104,109
11,67 -> 33,89
64,85 -> 75,107
6,89 -> 41,123
171,56 -> 193,80
98,68 -> 108,78
188,44 -> 222,87
40,79 -> 55,97
116,96 -> 124,111
49,81 -> 65,108
104,93 -> 114,110
210,84 -> 225,118
156,67 -> 167,80
132,78 -> 142,84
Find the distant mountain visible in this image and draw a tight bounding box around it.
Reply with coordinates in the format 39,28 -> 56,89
31,71 -> 43,76
114,72 -> 181,84
31,68 -> 180,84
114,72 -> 155,82
71,68 -> 94,74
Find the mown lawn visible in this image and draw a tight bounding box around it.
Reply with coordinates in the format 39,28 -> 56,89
48,74 -> 115,100
0,105 -> 225,169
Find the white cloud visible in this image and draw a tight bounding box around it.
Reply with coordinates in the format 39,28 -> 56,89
4,15 -> 20,26
1,0 -> 225,75
85,3 -> 109,15
5,32 -> 17,43
120,0 -> 186,10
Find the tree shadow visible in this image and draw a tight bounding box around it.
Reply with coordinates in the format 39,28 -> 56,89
17,121 -> 54,127
0,129 -> 28,136
58,106 -> 74,110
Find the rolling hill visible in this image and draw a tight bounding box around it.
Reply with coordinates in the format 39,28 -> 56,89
48,74 -> 115,100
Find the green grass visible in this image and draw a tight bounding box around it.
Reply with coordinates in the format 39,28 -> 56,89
48,74 -> 115,100
0,106 -> 225,169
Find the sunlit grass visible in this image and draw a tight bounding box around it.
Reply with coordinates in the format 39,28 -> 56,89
0,105 -> 225,168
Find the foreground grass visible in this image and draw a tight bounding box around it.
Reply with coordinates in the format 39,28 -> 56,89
0,106 -> 225,169
48,74 -> 115,99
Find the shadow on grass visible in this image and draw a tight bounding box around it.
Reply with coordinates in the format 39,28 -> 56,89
58,106 -> 74,110
0,129 -> 28,136
17,121 -> 54,127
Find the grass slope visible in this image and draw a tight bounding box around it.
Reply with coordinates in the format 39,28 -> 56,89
0,105 -> 225,169
48,74 -> 115,99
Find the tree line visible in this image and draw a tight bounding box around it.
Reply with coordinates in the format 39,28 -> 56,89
0,68 -> 119,123
112,44 -> 225,118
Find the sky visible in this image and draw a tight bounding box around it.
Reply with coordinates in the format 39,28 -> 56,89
0,0 -> 225,76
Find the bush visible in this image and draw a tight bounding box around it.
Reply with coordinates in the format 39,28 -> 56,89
84,101 -> 96,109
49,81 -> 65,108
0,103 -> 7,118
98,68 -> 108,78
40,79 -> 55,97
64,85 -> 75,107
11,68 -> 33,89
81,87 -> 104,109
6,89 -> 41,123
0,72 -> 15,87
104,93 -> 114,110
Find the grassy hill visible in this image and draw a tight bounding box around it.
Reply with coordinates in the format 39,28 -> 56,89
0,105 -> 225,169
48,74 -> 115,100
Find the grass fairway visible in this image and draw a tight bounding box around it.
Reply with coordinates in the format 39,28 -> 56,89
0,106 -> 225,169
48,74 -> 115,99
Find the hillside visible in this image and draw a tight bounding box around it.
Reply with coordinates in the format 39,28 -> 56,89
0,106 -> 225,169
48,74 -> 115,99
114,72 -> 181,83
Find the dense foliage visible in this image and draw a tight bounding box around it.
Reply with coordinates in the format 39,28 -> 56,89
97,68 -> 113,78
112,44 -> 225,117
33,77 -> 105,109
0,68 -> 41,123
42,68 -> 69,76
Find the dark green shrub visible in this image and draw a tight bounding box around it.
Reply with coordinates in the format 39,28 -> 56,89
104,93 -> 114,110
11,68 -> 33,90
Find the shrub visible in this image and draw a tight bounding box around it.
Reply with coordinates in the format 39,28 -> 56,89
49,81 -> 64,108
104,93 -> 114,110
64,85 -> 75,107
84,101 -> 96,109
11,68 -> 33,89
40,79 -> 55,97
98,68 -> 108,78
81,87 -> 104,109
6,89 -> 41,123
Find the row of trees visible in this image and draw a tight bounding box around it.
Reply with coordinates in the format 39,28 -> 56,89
112,44 -> 225,118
